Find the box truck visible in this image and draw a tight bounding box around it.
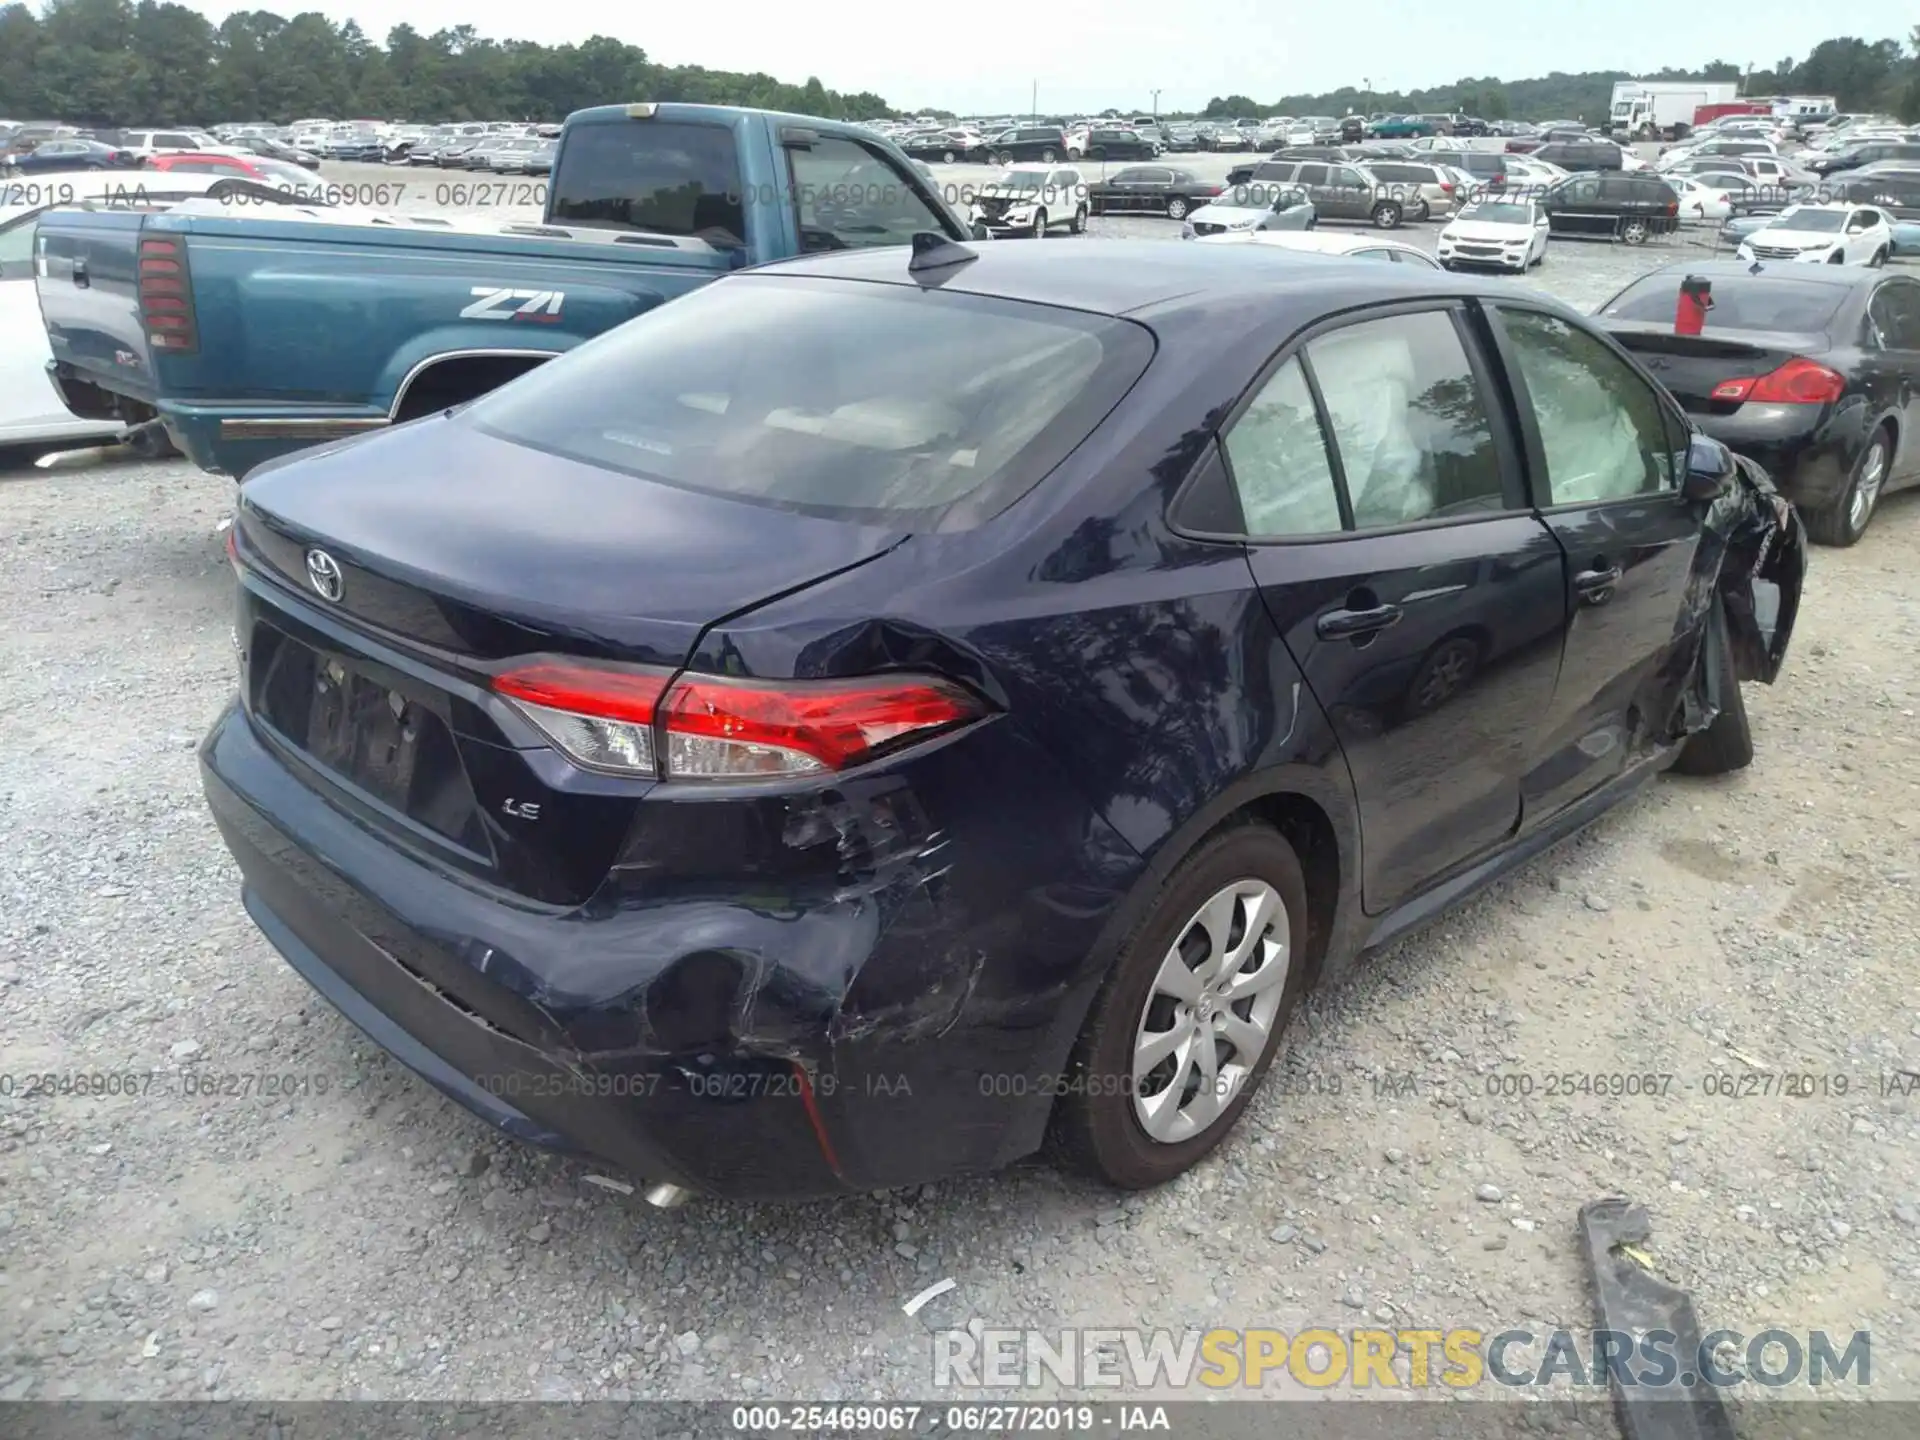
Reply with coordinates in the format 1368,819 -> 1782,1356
1606,81 -> 1740,141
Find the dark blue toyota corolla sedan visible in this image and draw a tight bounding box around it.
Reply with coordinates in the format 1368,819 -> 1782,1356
203,238 -> 1805,1202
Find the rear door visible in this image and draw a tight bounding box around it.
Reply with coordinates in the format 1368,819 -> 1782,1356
1545,176 -> 1607,236
1226,304 -> 1568,911
1481,302 -> 1702,819
1862,277 -> 1920,476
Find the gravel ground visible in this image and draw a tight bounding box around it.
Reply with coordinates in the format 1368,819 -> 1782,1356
2,171 -> 1919,1410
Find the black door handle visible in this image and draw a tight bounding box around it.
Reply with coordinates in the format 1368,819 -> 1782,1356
1574,564 -> 1621,603
71,258 -> 89,288
1317,602 -> 1404,640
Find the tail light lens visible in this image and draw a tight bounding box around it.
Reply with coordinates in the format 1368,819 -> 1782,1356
493,658 -> 989,780
138,236 -> 197,353
1710,356 -> 1846,405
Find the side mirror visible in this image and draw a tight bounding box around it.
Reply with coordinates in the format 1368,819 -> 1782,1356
1682,432 -> 1736,501
970,221 -> 991,241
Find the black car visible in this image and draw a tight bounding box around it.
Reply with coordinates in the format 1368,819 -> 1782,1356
202,239 -> 1802,1202
1087,166 -> 1224,220
1599,261 -> 1920,545
1807,142 -> 1920,178
1449,116 -> 1490,137
985,126 -> 1070,164
1339,116 -> 1366,143
1075,127 -> 1156,161
4,138 -> 141,174
1533,139 -> 1624,172
1541,172 -> 1679,244
902,130 -> 989,164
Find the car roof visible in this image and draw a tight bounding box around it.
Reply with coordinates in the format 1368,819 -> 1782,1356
759,237 -> 1521,320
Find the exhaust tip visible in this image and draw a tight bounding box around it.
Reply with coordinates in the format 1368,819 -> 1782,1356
644,1182 -> 691,1209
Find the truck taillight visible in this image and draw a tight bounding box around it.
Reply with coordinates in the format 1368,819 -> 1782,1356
138,236 -> 197,353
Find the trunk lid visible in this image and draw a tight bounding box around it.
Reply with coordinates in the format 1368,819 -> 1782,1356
237,412 -> 908,667
1605,323 -> 1827,415
233,412 -> 908,907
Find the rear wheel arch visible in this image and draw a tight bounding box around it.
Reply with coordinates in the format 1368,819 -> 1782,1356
1018,776 -> 1357,1128
390,351 -> 553,423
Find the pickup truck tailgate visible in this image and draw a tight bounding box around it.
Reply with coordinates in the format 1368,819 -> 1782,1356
36,208 -> 165,406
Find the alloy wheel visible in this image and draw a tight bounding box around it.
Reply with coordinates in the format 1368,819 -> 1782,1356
1131,880 -> 1290,1145
1850,439 -> 1888,534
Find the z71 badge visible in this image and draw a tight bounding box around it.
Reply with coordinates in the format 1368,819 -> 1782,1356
460,287 -> 566,322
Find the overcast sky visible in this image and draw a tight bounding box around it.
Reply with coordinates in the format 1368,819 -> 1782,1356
171,0 -> 1918,114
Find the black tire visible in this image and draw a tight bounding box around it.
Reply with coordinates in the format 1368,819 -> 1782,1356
1804,426 -> 1891,547
1829,251 -> 1845,265
1031,208 -> 1047,239
1051,824 -> 1314,1189
1371,200 -> 1402,229
941,150 -> 956,164
1040,147 -> 1057,163
126,425 -> 177,461
994,150 -> 1012,166
1871,246 -> 1889,268
1620,218 -> 1650,245
1069,203 -> 1086,235
1672,600 -> 1754,776
1166,195 -> 1189,220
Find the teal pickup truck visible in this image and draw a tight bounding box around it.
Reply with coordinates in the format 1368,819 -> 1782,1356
36,103 -> 979,478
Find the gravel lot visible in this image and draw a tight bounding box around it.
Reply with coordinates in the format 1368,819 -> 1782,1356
3,157 -> 1919,1409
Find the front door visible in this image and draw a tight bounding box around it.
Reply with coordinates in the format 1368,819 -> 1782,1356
1482,302 -> 1704,821
1227,305 -> 1569,911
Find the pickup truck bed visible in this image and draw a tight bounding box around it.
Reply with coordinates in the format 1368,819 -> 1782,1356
39,203 -> 738,476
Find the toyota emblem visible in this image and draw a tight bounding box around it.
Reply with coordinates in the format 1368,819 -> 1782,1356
305,548 -> 344,602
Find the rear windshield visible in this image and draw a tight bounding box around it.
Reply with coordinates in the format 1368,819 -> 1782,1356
1598,274 -> 1846,333
463,275 -> 1155,530
548,120 -> 745,245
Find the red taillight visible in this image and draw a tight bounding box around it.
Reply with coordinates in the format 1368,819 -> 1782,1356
1710,356 -> 1846,405
491,658 -> 987,780
138,237 -> 197,352
224,524 -> 238,568
1667,200 -> 1678,215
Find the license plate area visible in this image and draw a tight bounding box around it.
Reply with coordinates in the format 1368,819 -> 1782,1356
250,624 -> 490,857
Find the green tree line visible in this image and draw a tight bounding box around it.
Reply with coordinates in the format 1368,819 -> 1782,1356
6,3 -> 1920,132
1195,31 -> 1920,125
0,0 -> 895,125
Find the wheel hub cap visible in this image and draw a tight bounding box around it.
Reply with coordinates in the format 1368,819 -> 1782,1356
1130,879 -> 1291,1146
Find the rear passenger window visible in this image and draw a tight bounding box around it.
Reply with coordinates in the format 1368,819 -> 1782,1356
1306,311 -> 1505,527
1220,358 -> 1344,536
1496,308 -> 1676,504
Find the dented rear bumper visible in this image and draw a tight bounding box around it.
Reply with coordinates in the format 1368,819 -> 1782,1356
200,695 -> 1137,1200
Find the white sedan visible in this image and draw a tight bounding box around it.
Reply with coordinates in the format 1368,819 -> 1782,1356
1192,229 -> 1441,265
1665,174 -> 1735,223
1436,199 -> 1551,271
1735,203 -> 1895,266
